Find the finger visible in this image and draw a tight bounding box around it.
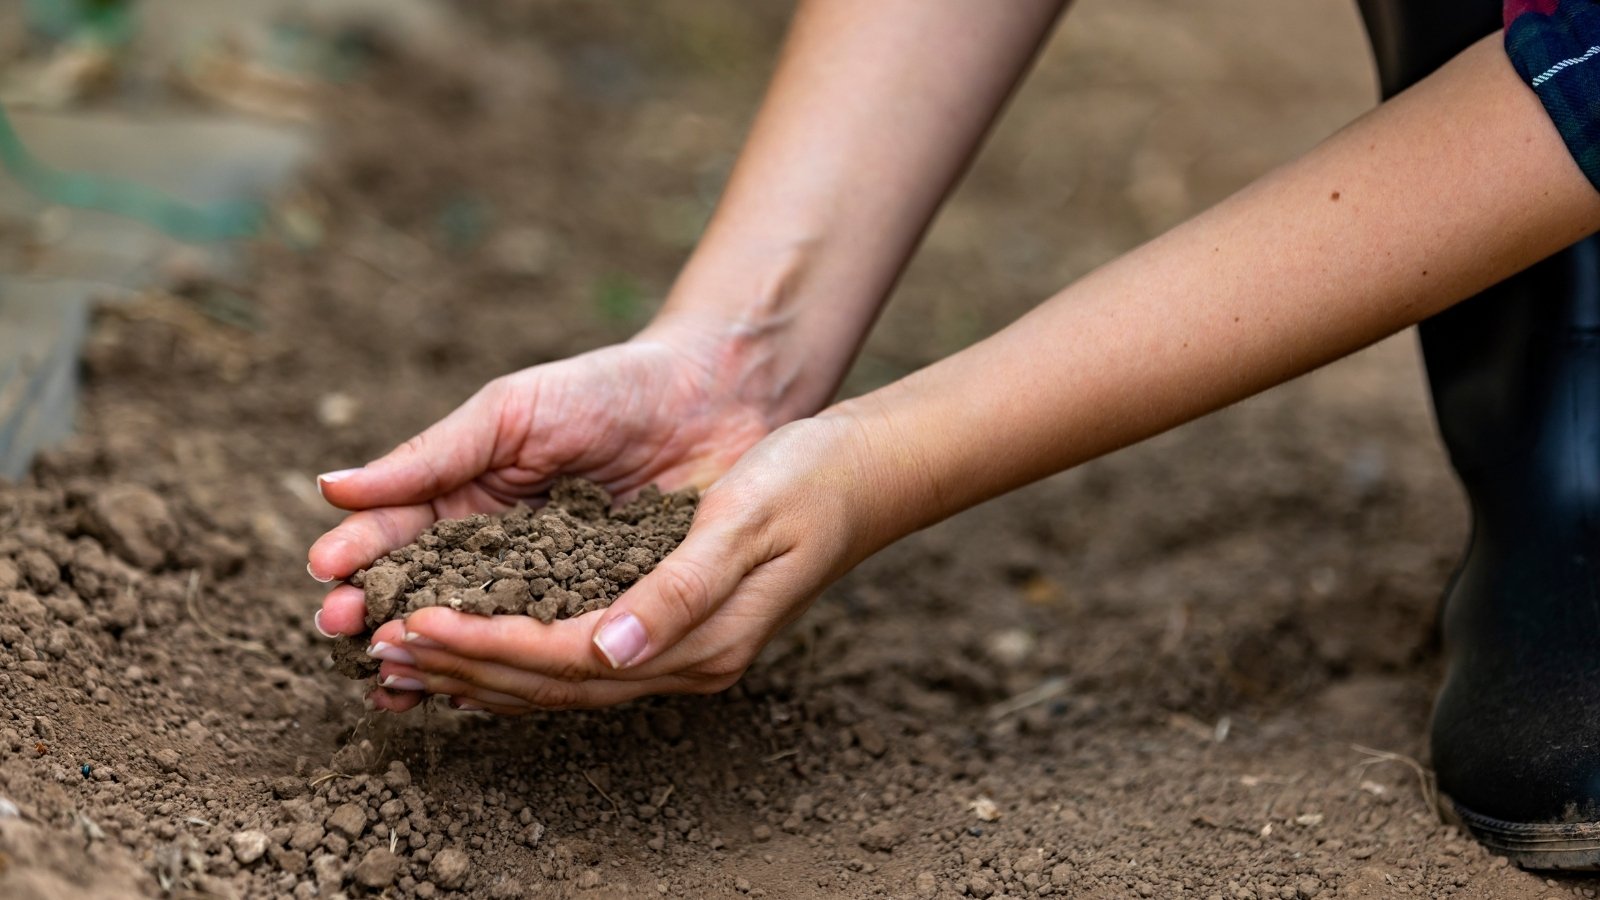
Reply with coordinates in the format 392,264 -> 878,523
376,658 -> 684,710
316,584 -> 368,636
377,659 -> 534,707
369,686 -> 523,717
589,513 -> 758,671
308,504 -> 437,581
317,383 -> 511,511
447,695 -> 529,717
402,644 -> 687,703
376,661 -> 538,709
397,607 -> 615,682
368,686 -> 424,713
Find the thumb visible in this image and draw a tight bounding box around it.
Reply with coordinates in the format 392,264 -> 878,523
318,383 -> 508,511
590,514 -> 756,670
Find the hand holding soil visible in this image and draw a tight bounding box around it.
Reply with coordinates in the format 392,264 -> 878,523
327,477 -> 698,685
359,413 -> 891,713
308,327 -> 787,709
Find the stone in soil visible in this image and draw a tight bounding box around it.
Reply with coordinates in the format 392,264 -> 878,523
429,847 -> 471,890
331,477 -> 696,679
353,846 -> 402,889
230,829 -> 270,865
326,801 -> 369,840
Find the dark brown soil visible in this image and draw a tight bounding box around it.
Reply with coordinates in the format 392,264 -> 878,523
0,1 -> 1587,898
331,479 -> 696,679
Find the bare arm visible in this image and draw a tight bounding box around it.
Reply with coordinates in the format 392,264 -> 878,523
840,33 -> 1600,543
650,0 -> 1067,424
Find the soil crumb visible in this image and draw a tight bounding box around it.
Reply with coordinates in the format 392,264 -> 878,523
331,478 -> 696,678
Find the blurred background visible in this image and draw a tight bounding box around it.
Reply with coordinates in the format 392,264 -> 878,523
0,0 -> 1378,479
0,0 -> 418,476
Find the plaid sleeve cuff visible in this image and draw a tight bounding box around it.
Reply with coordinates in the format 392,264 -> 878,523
1506,1 -> 1600,192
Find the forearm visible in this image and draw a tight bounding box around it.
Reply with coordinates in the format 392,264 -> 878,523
646,0 -> 1067,424
840,33 -> 1600,546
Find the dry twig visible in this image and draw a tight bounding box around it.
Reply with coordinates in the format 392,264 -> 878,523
583,771 -> 619,813
1351,744 -> 1439,817
988,677 -> 1069,720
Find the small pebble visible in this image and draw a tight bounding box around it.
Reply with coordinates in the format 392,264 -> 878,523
230,830 -> 269,865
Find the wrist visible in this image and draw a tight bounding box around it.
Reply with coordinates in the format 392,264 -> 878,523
629,308 -> 808,431
637,236 -> 863,427
815,389 -> 951,555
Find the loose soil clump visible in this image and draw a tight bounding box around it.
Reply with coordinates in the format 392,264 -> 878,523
331,479 -> 696,679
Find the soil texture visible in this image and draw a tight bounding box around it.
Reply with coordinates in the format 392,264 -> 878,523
0,1 -> 1587,899
332,479 -> 695,679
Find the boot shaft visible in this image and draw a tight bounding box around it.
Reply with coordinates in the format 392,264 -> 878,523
1359,0 -> 1600,507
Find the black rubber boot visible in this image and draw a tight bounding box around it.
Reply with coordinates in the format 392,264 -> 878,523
1359,0 -> 1600,869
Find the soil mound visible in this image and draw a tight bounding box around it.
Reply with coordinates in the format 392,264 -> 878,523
331,479 -> 696,678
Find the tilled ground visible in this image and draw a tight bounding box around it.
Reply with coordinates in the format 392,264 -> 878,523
0,1 -> 1582,898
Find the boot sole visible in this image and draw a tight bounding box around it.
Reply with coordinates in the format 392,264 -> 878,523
1445,794 -> 1600,869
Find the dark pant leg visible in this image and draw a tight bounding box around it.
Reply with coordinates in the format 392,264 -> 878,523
1357,1 -> 1600,866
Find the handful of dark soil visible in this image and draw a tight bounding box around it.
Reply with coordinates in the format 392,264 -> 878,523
331,478 -> 696,679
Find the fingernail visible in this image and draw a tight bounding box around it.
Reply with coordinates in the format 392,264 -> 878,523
316,468 -> 362,497
367,642 -> 416,665
450,697 -> 484,712
313,609 -> 337,640
594,613 -> 647,669
380,675 -> 426,692
402,632 -> 444,649
307,562 -> 334,584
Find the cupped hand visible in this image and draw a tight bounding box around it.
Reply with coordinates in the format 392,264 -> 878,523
308,323 -> 783,694
358,409 -> 898,714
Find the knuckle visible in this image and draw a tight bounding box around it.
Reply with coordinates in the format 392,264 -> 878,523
699,484 -> 759,530
371,509 -> 412,551
696,650 -> 750,686
524,680 -> 577,709
697,490 -> 779,560
652,561 -> 713,626
430,655 -> 476,684
547,655 -> 596,684
695,670 -> 743,695
398,431 -> 431,460
397,433 -> 448,495
480,371 -> 518,398
477,377 -> 513,408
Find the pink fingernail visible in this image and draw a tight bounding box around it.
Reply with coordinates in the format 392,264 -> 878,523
316,468 -> 362,497
307,562 -> 334,584
313,609 -> 337,640
381,675 -> 426,692
450,697 -> 484,712
367,642 -> 416,665
402,632 -> 445,649
594,613 -> 647,669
